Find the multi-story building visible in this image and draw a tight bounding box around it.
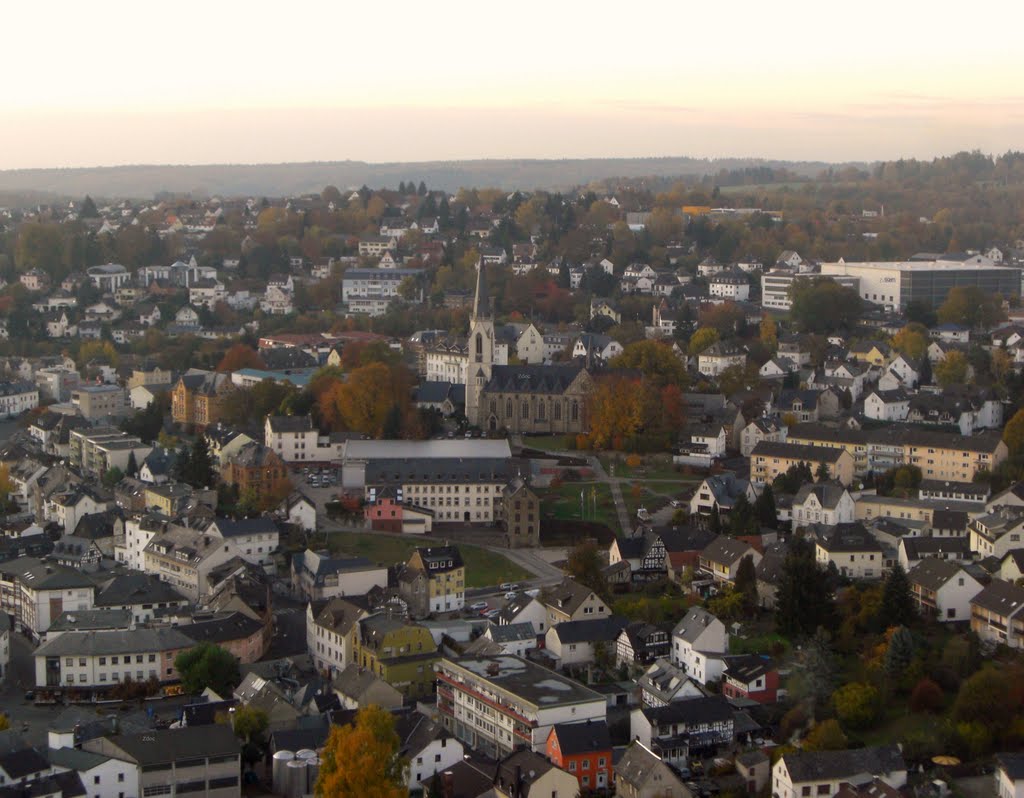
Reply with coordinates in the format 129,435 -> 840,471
290,549 -> 388,601
82,726 -> 241,798
791,483 -> 855,528
0,381 -> 40,418
220,443 -> 290,505
342,268 -> 418,303
750,440 -> 855,486
142,526 -> 238,602
264,415 -> 317,462
907,559 -> 982,623
545,721 -> 614,792
539,579 -> 610,629
87,263 -> 132,292
364,457 -> 511,524
69,427 -> 152,477
501,478 -> 541,548
969,507 -> 1024,560
0,558 -> 96,639
630,697 -> 733,764
71,385 -> 127,420
307,597 -> 368,677
671,608 -> 728,684
171,370 -> 233,427
970,580 -> 1024,649
354,613 -> 439,698
94,572 -> 190,624
436,655 -> 607,758
398,546 -> 465,617
814,523 -> 887,579
206,517 -> 279,573
33,627 -> 194,689
760,270 -> 796,310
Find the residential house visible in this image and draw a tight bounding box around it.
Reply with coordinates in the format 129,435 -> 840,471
545,721 -> 614,792
970,579 -> 1024,649
864,389 -> 911,422
815,524 -> 887,579
792,483 -> 855,528
697,341 -> 746,377
637,658 -> 707,707
671,608 -> 728,684
221,443 -> 290,505
539,579 -> 610,629
94,573 -> 189,624
332,663 -> 403,711
307,597 -> 368,677
397,713 -> 465,792
354,614 -> 438,699
0,558 -> 96,638
171,370 -> 232,427
907,559 -> 982,623
689,473 -> 758,518
544,616 -> 628,668
142,525 -> 238,602
721,654 -> 780,704
615,742 -> 690,798
615,622 -> 670,669
290,549 -> 387,601
771,746 -> 907,798
699,537 -> 762,585
398,545 -> 466,618
629,696 -> 734,763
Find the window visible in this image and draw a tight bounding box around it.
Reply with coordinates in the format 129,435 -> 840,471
569,762 -> 576,772
94,777 -> 101,785
817,786 -> 830,795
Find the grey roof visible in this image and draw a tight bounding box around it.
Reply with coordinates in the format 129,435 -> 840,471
701,535 -> 756,566
482,364 -> 587,395
781,745 -> 905,783
365,457 -> 510,485
85,725 -> 239,767
292,549 -> 379,584
816,524 -> 884,553
751,440 -> 846,463
640,695 -> 734,726
95,573 -> 189,607
907,559 -> 971,591
176,612 -> 264,645
550,616 -> 628,644
209,516 -> 278,538
550,720 -> 611,754
486,622 -> 536,643
900,536 -> 970,561
616,742 -> 681,789
539,578 -> 600,616
442,655 -> 604,707
672,607 -> 721,642
793,482 -> 849,510
47,747 -> 111,772
34,627 -> 194,657
0,558 -> 96,591
47,609 -> 133,633
0,748 -> 49,779
266,415 -> 314,433
970,579 -> 1024,617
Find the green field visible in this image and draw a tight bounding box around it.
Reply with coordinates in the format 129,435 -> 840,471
598,454 -> 701,482
521,434 -> 575,451
328,531 -> 531,588
539,481 -> 617,529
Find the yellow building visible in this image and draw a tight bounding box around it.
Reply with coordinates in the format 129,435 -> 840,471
750,441 -> 855,486
399,546 -> 466,618
354,614 -> 439,699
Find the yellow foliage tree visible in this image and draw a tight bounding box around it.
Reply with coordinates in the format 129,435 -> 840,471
315,705 -> 407,798
890,323 -> 929,361
759,316 -> 778,352
324,363 -> 411,438
688,327 -> 720,356
586,376 -> 643,450
934,350 -> 969,387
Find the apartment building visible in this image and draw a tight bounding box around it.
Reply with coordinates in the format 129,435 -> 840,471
142,526 -> 238,602
171,370 -> 232,427
307,597 -> 368,677
206,517 -> 279,573
398,546 -> 466,617
750,441 -> 854,486
264,415 -> 317,462
772,747 -> 906,798
354,614 -> 438,699
71,385 -> 127,420
436,655 -> 606,758
0,381 -> 40,418
0,557 -> 96,638
69,427 -> 152,477
815,524 -> 887,579
34,627 -> 194,689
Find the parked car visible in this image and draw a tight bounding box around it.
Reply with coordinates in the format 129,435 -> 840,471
484,608 -> 501,619
469,601 -> 488,611
504,591 -> 517,600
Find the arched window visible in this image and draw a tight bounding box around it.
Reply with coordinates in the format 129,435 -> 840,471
475,332 -> 484,363
571,401 -> 579,421
489,399 -> 496,414
521,401 -> 529,419
506,399 -> 513,418
538,401 -> 545,420
554,402 -> 562,421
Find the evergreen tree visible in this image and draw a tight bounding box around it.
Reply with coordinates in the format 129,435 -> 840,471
438,197 -> 450,228
881,563 -> 916,628
172,445 -> 191,483
80,195 -> 99,218
919,354 -> 933,386
734,554 -> 757,610
730,494 -> 758,535
187,435 -> 215,489
815,462 -> 831,481
125,450 -> 139,478
708,506 -> 722,534
800,627 -> 836,712
775,537 -> 836,636
382,404 -> 403,439
417,181 -> 427,196
884,625 -> 915,678
755,484 -> 777,528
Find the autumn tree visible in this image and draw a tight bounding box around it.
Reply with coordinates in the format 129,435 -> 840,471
232,705 -> 269,744
609,340 -> 687,388
319,362 -> 412,438
788,277 -> 863,333
832,682 -> 881,729
217,344 -> 265,372
803,719 -> 848,752
688,327 -> 720,356
316,705 -> 407,798
937,286 -> 1005,329
759,316 -> 778,352
934,350 -> 969,386
880,564 -> 915,628
566,541 -> 609,600
890,323 -> 929,362
1004,408 -> 1024,456
586,375 -> 643,450
991,347 -> 1013,385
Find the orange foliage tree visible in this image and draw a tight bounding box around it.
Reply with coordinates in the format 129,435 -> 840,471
217,344 -> 265,372
315,705 -> 406,798
319,363 -> 412,437
586,375 -> 643,450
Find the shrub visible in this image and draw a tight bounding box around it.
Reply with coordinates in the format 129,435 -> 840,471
909,677 -> 945,713
778,706 -> 807,742
832,682 -> 882,730
625,454 -> 642,469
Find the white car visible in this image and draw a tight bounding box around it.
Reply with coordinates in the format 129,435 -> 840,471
469,601 -> 488,612
504,591 -> 517,600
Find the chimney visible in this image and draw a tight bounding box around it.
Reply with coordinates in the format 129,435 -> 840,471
442,771 -> 454,798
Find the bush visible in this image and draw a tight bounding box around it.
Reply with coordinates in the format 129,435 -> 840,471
832,682 -> 882,730
803,719 -> 848,751
625,454 -> 642,469
909,677 -> 945,713
778,706 -> 807,742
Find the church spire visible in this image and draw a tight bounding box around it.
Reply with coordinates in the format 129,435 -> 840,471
473,259 -> 490,320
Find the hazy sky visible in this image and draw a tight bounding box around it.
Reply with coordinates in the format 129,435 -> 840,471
3,0 -> 1023,169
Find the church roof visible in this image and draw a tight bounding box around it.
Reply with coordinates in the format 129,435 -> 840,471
473,261 -> 491,319
482,365 -> 587,395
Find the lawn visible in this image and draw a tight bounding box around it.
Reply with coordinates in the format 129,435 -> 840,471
327,531 -> 531,589
539,481 -> 617,529
729,631 -> 792,656
860,709 -> 937,747
599,453 -> 702,482
521,434 -> 575,451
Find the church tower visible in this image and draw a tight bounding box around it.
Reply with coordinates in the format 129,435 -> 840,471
465,260 -> 495,427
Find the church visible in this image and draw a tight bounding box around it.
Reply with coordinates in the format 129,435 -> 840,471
466,264 -> 594,435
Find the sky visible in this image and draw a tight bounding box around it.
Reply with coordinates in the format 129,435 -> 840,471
2,0 -> 1023,169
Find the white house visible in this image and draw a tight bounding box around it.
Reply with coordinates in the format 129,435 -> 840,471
864,389 -> 910,422
995,752 -> 1024,798
907,559 -> 982,623
265,415 -> 318,462
671,608 -> 727,684
792,483 -> 855,528
772,746 -> 906,798
697,341 -> 746,377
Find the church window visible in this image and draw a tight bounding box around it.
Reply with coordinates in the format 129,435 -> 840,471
522,402 -> 529,419
490,400 -> 496,414
538,402 -> 545,420
506,399 -> 513,418
475,332 -> 483,363
554,402 -> 561,421
571,401 -> 579,421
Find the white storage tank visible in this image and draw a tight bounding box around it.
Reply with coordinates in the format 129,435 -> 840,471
305,756 -> 321,794
287,759 -> 307,798
296,749 -> 317,761
272,751 -> 294,795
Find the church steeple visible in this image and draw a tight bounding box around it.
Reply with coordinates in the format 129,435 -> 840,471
473,260 -> 490,320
